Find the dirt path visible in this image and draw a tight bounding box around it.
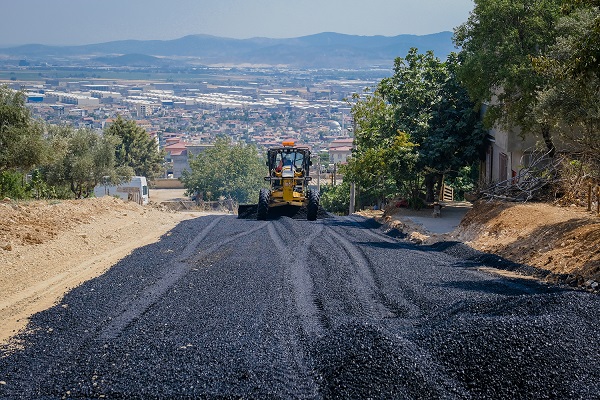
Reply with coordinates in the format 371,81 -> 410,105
0,196 -> 197,344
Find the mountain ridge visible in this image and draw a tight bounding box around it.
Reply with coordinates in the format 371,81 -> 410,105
0,32 -> 456,68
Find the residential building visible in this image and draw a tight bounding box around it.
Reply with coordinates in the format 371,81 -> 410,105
328,137 -> 354,164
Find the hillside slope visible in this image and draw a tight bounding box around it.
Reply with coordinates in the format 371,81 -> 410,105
455,201 -> 600,287
0,197 -> 195,344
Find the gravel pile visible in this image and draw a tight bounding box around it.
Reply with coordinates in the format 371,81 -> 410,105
1,214 -> 599,399
312,323 -> 458,399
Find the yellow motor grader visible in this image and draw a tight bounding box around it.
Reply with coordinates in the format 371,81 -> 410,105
241,140 -> 320,220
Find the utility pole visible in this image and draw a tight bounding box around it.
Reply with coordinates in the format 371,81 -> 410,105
317,151 -> 321,192
333,163 -> 337,186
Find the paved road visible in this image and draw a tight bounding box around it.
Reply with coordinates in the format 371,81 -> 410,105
1,215 -> 599,399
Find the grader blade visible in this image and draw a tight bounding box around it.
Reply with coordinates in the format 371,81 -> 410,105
237,204 -> 257,219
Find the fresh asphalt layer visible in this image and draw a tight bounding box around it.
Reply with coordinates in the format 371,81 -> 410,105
1,214 -> 599,399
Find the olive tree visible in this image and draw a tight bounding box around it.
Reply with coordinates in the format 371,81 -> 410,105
104,115 -> 164,179
45,125 -> 130,199
180,136 -> 265,204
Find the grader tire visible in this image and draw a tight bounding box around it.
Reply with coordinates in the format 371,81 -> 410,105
307,189 -> 320,221
257,188 -> 270,220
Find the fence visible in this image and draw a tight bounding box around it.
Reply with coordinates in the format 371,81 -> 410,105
440,184 -> 454,202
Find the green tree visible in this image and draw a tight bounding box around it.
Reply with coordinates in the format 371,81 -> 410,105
0,86 -> 48,198
180,137 -> 265,204
104,115 -> 164,179
28,168 -> 56,200
347,50 -> 485,205
319,182 -> 351,215
378,50 -> 486,202
533,6 -> 600,166
557,0 -> 600,79
346,89 -> 417,206
0,171 -> 29,199
424,53 -> 487,199
454,0 -> 563,155
45,126 -> 128,199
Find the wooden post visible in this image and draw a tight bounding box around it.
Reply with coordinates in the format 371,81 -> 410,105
588,184 -> 593,212
349,182 -> 356,215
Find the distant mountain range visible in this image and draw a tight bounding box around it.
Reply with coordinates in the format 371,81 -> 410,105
0,32 -> 456,68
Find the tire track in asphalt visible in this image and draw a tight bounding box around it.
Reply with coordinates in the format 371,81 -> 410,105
267,220 -> 325,338
325,218 -> 421,321
342,215 -> 430,320
264,219 -> 325,398
322,218 -> 468,397
324,222 -> 394,320
98,217 -> 266,340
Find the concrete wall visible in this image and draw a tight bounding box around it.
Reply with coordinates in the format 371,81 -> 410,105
151,178 -> 185,189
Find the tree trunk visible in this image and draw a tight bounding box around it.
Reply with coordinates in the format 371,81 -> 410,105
425,173 -> 443,203
541,124 -> 556,158
435,174 -> 444,201
424,174 -> 436,203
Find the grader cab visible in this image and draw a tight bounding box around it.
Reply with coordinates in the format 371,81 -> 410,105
256,140 -> 320,221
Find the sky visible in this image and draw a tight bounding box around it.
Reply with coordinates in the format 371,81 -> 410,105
1,0 -> 475,47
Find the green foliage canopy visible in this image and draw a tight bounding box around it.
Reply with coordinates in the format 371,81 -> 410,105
319,182 -> 351,215
180,137 -> 266,204
534,6 -> 600,165
345,89 -> 417,203
0,86 -> 47,173
104,115 -> 164,179
454,0 -> 563,153
380,51 -> 486,177
348,49 -> 485,204
558,1 -> 600,79
44,125 -> 128,199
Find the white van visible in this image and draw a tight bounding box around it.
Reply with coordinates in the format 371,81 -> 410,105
94,176 -> 149,205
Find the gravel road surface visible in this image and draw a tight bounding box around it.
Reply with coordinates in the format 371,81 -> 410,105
1,214 -> 599,399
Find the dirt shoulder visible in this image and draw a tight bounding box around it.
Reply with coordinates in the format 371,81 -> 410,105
455,201 -> 600,286
0,196 -> 197,345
